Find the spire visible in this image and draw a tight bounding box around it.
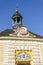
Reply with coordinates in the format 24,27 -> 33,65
16,3 -> 18,12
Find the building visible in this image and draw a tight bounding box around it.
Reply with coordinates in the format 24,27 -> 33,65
0,7 -> 43,65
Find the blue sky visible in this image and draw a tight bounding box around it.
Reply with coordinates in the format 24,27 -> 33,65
0,0 -> 43,36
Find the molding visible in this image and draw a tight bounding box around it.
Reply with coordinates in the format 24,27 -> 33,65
0,37 -> 43,42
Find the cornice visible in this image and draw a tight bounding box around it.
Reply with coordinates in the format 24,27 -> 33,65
0,36 -> 43,42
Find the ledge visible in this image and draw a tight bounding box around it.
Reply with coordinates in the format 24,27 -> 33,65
0,36 -> 43,42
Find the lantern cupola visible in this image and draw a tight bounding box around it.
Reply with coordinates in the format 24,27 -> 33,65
12,7 -> 22,26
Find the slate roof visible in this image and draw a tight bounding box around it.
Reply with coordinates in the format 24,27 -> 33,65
0,29 -> 14,36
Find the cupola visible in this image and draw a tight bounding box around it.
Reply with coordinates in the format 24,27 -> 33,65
12,7 -> 22,26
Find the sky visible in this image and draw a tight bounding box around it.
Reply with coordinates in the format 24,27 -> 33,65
0,0 -> 43,36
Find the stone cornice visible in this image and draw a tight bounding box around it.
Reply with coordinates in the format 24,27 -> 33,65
0,36 -> 43,42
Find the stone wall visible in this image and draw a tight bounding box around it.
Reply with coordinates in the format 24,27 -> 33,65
40,44 -> 43,64
0,38 -> 43,65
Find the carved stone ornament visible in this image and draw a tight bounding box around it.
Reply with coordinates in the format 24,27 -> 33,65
19,27 -> 28,35
9,26 -> 36,37
16,52 -> 31,60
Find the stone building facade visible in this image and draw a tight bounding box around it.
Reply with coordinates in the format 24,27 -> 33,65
0,8 -> 43,65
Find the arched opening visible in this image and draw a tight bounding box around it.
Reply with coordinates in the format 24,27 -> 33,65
15,51 -> 32,65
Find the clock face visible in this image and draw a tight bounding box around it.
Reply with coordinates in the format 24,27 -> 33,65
20,27 -> 28,35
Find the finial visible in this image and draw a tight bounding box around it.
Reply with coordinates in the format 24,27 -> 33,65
16,3 -> 18,12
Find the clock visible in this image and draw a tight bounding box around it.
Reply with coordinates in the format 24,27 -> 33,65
20,27 -> 28,35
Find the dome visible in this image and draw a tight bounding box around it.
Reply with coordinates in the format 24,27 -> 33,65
12,10 -> 22,19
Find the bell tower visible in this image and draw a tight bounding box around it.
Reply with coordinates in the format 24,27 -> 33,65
12,6 -> 22,29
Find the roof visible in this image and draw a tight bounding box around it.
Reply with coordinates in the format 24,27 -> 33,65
12,10 -> 22,19
0,29 -> 43,38
0,29 -> 14,36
